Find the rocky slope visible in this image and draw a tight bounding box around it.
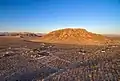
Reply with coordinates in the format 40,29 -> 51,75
32,28 -> 119,45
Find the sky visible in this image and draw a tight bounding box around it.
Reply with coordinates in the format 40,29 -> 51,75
0,0 -> 120,34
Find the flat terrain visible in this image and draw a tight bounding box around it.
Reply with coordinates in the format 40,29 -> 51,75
0,36 -> 120,81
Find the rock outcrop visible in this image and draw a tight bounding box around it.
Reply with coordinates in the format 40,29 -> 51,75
33,28 -> 118,45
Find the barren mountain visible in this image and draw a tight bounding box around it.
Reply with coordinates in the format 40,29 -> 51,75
32,28 -> 119,45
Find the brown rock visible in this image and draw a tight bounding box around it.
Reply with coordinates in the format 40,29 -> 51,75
35,28 -> 118,45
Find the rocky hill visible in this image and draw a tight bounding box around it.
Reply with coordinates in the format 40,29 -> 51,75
34,28 -> 118,45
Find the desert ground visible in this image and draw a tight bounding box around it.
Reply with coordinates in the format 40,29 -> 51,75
0,36 -> 120,81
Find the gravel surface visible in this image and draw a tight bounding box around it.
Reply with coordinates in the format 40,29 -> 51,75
0,37 -> 120,81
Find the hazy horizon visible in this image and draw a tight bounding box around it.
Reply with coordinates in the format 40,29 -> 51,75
0,27 -> 120,35
0,0 -> 120,34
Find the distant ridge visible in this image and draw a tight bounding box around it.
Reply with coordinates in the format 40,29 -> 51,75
0,32 -> 41,37
103,34 -> 120,37
32,28 -> 119,45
